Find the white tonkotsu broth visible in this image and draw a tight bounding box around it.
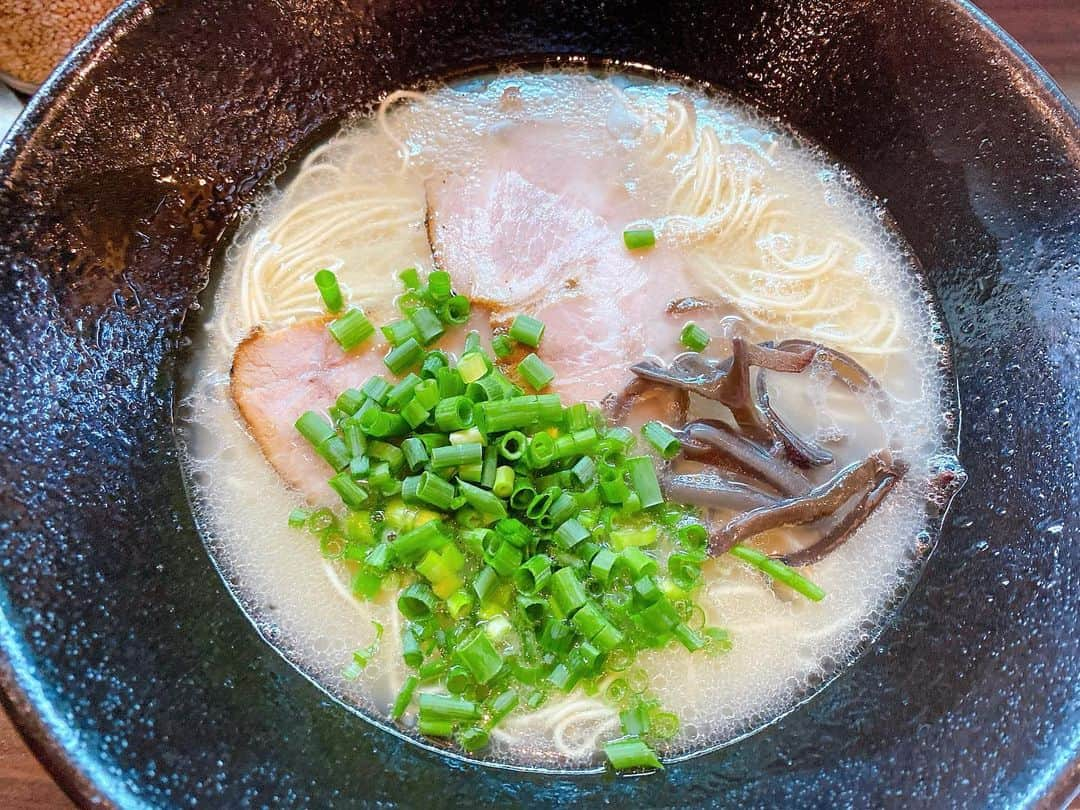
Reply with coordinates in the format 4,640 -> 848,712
179,71 -> 950,770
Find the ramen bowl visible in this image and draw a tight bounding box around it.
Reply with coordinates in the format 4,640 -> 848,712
0,0 -> 1077,806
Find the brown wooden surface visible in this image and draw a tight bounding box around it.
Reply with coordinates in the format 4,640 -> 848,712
0,2 -> 1076,808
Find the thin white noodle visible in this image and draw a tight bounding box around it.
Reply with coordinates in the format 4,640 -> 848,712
377,89 -> 430,171
629,97 -> 906,363
552,708 -> 621,759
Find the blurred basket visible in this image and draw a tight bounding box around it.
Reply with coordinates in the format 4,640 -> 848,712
0,0 -> 118,93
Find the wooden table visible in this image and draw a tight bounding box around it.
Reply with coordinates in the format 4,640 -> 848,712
0,1 -> 1076,807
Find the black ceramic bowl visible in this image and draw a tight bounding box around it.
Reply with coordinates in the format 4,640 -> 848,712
0,0 -> 1077,806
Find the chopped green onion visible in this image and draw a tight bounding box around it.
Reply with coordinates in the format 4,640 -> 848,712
361,376 -> 391,404
458,463 -> 485,484
401,625 -> 424,668
428,270 -> 452,302
485,536 -> 522,576
526,432 -> 556,469
457,351 -> 490,384
384,337 -> 423,374
497,430 -> 527,460
677,523 -> 709,551
650,710 -> 680,740
454,629 -> 504,684
598,463 -> 630,504
287,278 -> 748,758
571,456 -> 597,486
517,353 -> 556,391
466,375 -> 504,403
430,442 -> 483,470
546,492 -> 577,527
410,307 -> 446,345
554,518 -> 589,549
458,726 -> 490,751
328,472 -> 370,510
446,589 -> 474,619
382,318 -> 420,347
509,481 -> 537,511
328,307 -> 375,351
590,548 -> 618,583
570,601 -> 609,639
513,554 -> 552,595
393,520 -> 449,562
336,388 -> 366,415
481,445 -> 498,488
475,395 -> 562,434
418,718 -> 455,737
391,675 -> 419,720
625,456 -> 664,508
418,692 -> 480,722
668,551 -> 703,590
413,471 -> 456,510
622,228 -> 656,251
564,402 -> 591,431
491,334 -> 514,358
605,425 -> 636,450
704,627 -> 733,654
434,396 -> 474,432
287,507 -> 311,529
420,352 -> 447,380
620,547 -> 658,579
485,690 -> 519,729
314,269 -> 344,312
553,429 -> 598,461
449,426 -> 484,446
358,408 -> 409,438
639,597 -> 680,635
295,410 -> 335,446
316,436 -> 351,471
458,480 -> 508,517
413,378 -> 441,410
398,582 -> 439,620
525,487 -> 556,521
472,565 -> 499,603
679,321 -> 710,352
546,663 -> 579,692
539,618 -> 575,656
604,735 -> 663,771
728,544 -> 826,602
642,421 -> 682,459
418,658 -> 450,681
436,366 -> 466,398
400,398 -> 430,429
610,526 -> 657,552
492,466 -> 515,498
673,622 -> 706,652
619,703 -> 651,736
508,314 -> 545,348
399,266 -> 421,290
385,373 -> 421,409
438,295 -> 471,325
549,567 -> 588,617
591,622 -> 625,652
397,290 -> 424,315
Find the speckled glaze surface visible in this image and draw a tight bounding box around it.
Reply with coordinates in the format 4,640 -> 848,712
0,0 -> 1077,807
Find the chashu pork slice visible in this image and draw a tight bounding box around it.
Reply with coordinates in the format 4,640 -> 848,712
231,318 -> 387,503
426,118 -> 697,404
231,313 -> 491,503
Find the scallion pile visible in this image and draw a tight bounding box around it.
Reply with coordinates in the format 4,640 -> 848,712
287,268 -> 821,772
